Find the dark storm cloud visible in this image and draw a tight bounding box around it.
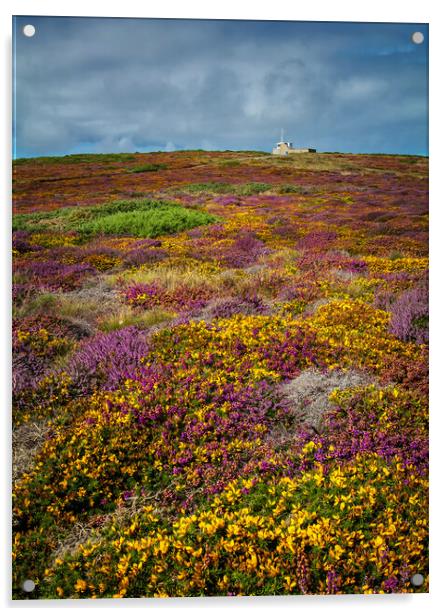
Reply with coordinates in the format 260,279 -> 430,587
13,17 -> 428,156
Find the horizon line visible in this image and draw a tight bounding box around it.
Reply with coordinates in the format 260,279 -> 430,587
12,149 -> 429,161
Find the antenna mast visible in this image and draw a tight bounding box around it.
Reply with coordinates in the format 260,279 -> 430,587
280,128 -> 284,142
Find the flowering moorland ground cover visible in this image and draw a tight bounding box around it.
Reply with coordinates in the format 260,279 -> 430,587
12,150 -> 428,598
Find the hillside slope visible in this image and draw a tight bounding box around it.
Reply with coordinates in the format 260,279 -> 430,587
12,151 -> 428,598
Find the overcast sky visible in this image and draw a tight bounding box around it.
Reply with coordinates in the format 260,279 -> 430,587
13,17 -> 428,158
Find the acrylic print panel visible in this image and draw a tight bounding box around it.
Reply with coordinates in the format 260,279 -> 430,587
12,16 -> 428,599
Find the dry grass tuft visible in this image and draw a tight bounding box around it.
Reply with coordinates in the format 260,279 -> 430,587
107,262 -> 222,292
58,282 -> 123,322
98,306 -> 175,332
303,297 -> 332,316
281,368 -> 374,430
12,420 -> 51,483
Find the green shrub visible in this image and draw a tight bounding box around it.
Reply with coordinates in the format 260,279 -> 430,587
13,199 -> 217,239
87,199 -> 167,217
76,203 -> 218,238
183,182 -> 235,194
277,184 -> 302,194
236,182 -> 271,195
182,182 -> 271,196
129,163 -> 168,173
277,184 -> 321,195
220,160 -> 241,168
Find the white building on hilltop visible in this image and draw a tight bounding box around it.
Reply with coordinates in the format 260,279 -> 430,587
272,130 -> 316,155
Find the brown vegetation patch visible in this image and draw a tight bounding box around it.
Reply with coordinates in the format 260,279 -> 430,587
281,368 -> 374,430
